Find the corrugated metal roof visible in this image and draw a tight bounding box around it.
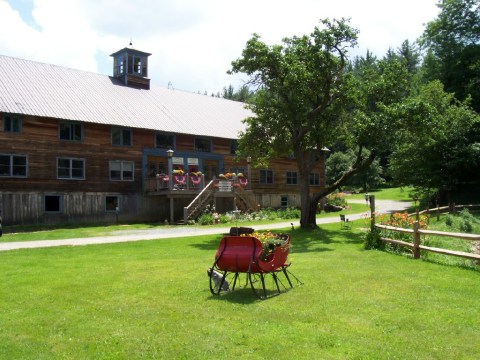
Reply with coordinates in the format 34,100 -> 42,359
0,54 -> 253,139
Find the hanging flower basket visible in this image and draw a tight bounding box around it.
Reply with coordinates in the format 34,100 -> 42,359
238,177 -> 248,187
174,175 -> 186,184
190,175 -> 202,185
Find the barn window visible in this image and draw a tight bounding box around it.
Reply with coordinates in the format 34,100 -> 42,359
111,127 -> 132,146
57,158 -> 85,179
105,195 -> 120,212
230,140 -> 238,155
109,161 -> 134,181
259,169 -> 273,184
194,138 -> 211,152
59,121 -> 83,141
286,171 -> 298,185
0,154 -> 27,177
280,195 -> 289,208
309,172 -> 320,186
155,133 -> 175,149
2,113 -> 22,133
44,195 -> 62,213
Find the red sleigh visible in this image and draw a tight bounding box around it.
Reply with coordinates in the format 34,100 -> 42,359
208,228 -> 301,299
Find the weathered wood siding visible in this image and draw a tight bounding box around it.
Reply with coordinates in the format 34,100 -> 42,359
0,192 -> 168,225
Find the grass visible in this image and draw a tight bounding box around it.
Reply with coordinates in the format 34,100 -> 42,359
1,221 -> 480,359
348,186 -> 414,201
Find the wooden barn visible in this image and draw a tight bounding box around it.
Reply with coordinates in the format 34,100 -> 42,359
0,46 -> 326,226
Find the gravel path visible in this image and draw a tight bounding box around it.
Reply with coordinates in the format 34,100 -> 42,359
0,200 -> 410,252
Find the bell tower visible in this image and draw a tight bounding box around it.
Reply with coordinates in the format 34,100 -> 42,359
110,43 -> 152,90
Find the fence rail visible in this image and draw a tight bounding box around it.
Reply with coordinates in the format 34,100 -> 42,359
372,200 -> 480,261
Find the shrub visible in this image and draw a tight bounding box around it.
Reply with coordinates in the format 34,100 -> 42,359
198,213 -> 213,225
326,192 -> 347,208
445,214 -> 453,226
364,229 -> 384,250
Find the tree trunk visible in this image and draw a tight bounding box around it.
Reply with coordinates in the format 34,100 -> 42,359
299,171 -> 318,228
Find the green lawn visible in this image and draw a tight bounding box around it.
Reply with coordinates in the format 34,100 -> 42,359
348,186 -> 415,201
1,222 -> 479,359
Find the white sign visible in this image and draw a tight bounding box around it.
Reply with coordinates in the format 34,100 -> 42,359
187,158 -> 199,165
172,157 -> 183,165
218,181 -> 232,192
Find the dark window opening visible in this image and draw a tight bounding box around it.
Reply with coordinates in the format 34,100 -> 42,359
112,127 -> 132,146
195,138 -> 211,153
155,133 -> 175,149
3,114 -> 21,133
0,154 -> 27,177
260,170 -> 273,184
59,121 -> 83,141
286,171 -> 298,185
106,196 -> 119,212
45,195 -> 61,213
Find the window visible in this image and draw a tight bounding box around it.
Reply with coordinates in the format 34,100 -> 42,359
59,121 -> 83,141
109,161 -> 134,181
114,55 -> 126,76
128,54 -> 147,76
45,195 -> 62,213
230,140 -> 238,155
286,171 -> 298,185
259,169 -> 273,184
57,158 -> 85,179
309,173 -> 320,186
105,196 -> 120,212
280,195 -> 288,208
3,113 -> 22,133
194,138 -> 211,152
155,133 -> 175,149
0,154 -> 27,177
112,127 -> 132,146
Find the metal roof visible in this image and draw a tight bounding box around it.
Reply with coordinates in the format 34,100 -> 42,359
0,54 -> 253,139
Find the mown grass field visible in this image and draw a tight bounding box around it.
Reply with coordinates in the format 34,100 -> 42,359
1,220 -> 479,359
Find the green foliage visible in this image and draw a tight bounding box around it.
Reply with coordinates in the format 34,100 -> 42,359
363,228 -> 384,250
388,80 -> 480,193
197,213 -> 213,225
445,214 -> 454,226
445,208 -> 479,233
326,192 -> 347,208
420,0 -> 480,111
326,149 -> 385,191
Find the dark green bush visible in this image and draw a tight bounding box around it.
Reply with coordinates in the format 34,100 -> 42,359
364,229 -> 384,250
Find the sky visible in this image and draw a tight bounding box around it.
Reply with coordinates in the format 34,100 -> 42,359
0,0 -> 440,95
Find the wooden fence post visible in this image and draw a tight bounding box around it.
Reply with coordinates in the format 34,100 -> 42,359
369,195 -> 375,232
413,220 -> 421,259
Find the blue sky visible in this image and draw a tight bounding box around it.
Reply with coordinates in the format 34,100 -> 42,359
0,0 -> 440,94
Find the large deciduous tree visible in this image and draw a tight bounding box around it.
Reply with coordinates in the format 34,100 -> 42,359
388,80 -> 480,201
420,0 -> 480,111
229,19 -> 411,228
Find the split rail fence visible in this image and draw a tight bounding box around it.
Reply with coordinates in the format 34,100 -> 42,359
369,196 -> 480,261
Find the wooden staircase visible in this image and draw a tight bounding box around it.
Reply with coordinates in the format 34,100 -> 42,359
234,185 -> 258,213
183,180 -> 258,223
183,180 -> 215,223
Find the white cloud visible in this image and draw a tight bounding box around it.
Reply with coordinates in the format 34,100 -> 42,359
1,0 -> 440,94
